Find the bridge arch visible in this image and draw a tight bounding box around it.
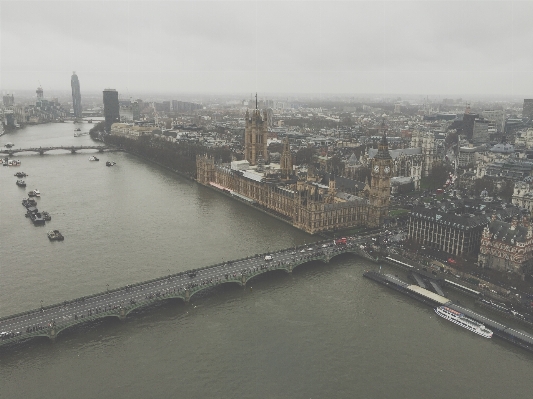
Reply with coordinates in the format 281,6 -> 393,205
52,313 -> 122,339
328,250 -> 359,262
123,295 -> 187,317
188,280 -> 243,301
241,266 -> 291,285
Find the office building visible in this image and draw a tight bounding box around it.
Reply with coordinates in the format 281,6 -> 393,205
103,89 -> 120,132
523,99 -> 533,120
71,72 -> 82,119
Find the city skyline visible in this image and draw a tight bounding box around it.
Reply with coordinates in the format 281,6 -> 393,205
1,1 -> 532,97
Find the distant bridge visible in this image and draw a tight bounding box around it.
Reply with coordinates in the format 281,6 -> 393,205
0,145 -> 120,156
0,236 -> 379,347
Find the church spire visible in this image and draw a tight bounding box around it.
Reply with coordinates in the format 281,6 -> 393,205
375,124 -> 392,160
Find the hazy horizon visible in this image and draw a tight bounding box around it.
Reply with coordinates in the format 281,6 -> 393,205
1,1 -> 532,98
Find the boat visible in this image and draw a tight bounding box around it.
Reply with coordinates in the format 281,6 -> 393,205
435,306 -> 493,338
4,159 -> 21,166
28,189 -> 40,197
5,142 -> 14,148
48,230 -> 64,241
89,156 -> 99,161
22,198 -> 37,208
16,179 -> 26,187
75,128 -> 81,131
25,207 -> 38,217
29,212 -> 45,226
27,190 -> 37,197
41,211 -> 51,221
106,161 -> 116,167
14,172 -> 27,177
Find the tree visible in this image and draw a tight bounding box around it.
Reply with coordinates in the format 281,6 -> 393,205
473,176 -> 496,197
330,155 -> 345,174
425,163 -> 453,189
89,121 -> 105,139
294,147 -> 316,165
499,180 -> 514,202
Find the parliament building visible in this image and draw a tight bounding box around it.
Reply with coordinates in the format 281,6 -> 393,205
197,107 -> 392,234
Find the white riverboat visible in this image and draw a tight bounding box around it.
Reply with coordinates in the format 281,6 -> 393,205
435,306 -> 493,338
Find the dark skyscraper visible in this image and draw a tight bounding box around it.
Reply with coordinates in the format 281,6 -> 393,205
71,72 -> 82,119
103,89 -> 120,132
523,99 -> 533,120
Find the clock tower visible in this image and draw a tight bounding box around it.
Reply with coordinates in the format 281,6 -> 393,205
368,132 -> 392,228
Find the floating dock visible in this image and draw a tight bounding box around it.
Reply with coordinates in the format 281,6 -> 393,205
364,270 -> 533,353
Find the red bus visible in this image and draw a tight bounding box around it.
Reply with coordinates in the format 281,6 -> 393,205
335,237 -> 347,246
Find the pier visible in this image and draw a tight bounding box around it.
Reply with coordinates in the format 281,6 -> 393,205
364,270 -> 533,353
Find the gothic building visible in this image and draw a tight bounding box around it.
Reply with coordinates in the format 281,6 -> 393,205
197,113 -> 392,234
244,106 -> 268,166
368,135 -> 393,227
362,128 -> 433,191
478,216 -> 533,277
410,130 -> 436,177
279,137 -> 293,180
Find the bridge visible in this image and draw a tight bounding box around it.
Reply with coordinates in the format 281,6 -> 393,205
0,236 -> 378,347
0,145 -> 119,156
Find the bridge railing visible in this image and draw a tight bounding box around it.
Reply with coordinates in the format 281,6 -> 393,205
0,239 -> 366,323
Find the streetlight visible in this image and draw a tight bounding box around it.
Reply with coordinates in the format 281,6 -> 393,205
106,284 -> 109,293
40,300 -> 43,312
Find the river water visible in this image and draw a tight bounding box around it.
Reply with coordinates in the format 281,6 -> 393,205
1,123 -> 533,398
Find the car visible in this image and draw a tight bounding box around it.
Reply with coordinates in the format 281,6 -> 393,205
300,249 -> 306,253
264,255 -> 273,261
307,247 -> 313,251
322,244 -> 328,248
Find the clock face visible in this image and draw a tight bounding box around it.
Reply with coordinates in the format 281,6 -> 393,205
373,165 -> 379,173
384,166 -> 390,174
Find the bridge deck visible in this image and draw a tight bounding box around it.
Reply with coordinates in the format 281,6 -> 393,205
0,145 -> 117,155
0,237 -> 377,346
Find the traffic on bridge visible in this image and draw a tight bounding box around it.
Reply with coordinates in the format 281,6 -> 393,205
0,145 -> 118,156
0,235 -> 378,346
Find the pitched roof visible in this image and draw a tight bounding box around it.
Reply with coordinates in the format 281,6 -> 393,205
488,220 -> 529,243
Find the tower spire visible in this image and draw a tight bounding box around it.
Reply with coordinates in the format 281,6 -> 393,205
255,92 -> 258,109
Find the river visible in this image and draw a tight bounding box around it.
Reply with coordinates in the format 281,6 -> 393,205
1,123 -> 533,399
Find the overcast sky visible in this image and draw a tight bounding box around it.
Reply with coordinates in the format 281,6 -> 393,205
1,1 -> 532,98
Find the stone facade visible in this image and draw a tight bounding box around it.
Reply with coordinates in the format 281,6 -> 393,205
197,127 -> 392,235
244,108 -> 268,166
478,216 -> 533,277
512,182 -> 533,211
408,200 -> 521,256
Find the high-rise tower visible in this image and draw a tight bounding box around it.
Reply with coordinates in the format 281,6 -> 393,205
244,94 -> 268,166
369,132 -> 392,228
36,86 -> 44,100
71,72 -> 82,119
103,89 -> 120,132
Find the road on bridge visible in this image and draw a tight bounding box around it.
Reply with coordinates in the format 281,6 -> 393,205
0,235 -> 378,346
